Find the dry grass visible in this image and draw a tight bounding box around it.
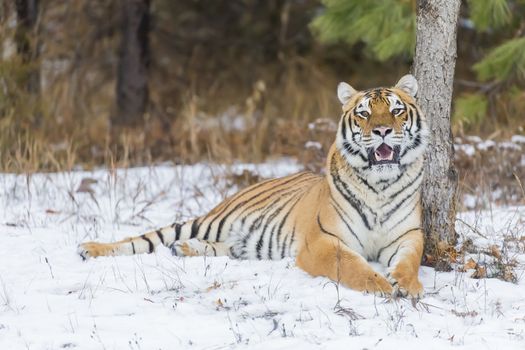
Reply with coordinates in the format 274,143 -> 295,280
0,53 -> 345,173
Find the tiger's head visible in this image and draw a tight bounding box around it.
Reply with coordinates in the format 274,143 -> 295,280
335,74 -> 428,181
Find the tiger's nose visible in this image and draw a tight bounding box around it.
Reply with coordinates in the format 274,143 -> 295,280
372,126 -> 393,137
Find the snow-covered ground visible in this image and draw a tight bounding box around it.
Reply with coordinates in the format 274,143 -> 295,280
0,160 -> 524,349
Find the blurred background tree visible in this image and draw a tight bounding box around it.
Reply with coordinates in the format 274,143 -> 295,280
0,0 -> 524,172
114,0 -> 150,127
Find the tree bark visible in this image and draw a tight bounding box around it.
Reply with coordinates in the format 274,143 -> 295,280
413,0 -> 460,257
114,0 -> 150,127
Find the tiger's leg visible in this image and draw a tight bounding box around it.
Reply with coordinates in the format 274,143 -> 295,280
378,229 -> 424,298
171,239 -> 233,257
296,235 -> 393,296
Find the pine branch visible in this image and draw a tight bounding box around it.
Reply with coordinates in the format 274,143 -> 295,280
474,36 -> 525,81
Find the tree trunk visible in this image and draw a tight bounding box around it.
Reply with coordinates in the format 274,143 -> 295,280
413,0 -> 460,259
114,0 -> 150,127
15,0 -> 40,94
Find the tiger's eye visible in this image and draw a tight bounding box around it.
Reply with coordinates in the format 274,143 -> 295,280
392,108 -> 404,116
360,111 -> 370,118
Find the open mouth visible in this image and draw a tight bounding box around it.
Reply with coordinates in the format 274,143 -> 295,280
369,143 -> 400,165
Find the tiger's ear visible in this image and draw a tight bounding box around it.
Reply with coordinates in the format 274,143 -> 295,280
395,74 -> 418,97
337,82 -> 357,105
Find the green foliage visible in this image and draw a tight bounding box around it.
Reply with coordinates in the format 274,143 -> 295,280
464,1 -> 525,133
453,93 -> 488,126
474,37 -> 525,81
311,0 -> 415,61
467,0 -> 511,31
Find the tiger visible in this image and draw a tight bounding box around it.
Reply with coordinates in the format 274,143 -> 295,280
78,74 -> 428,298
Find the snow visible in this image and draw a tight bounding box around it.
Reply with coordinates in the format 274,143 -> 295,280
498,142 -> 522,151
454,144 -> 476,157
476,140 -> 496,151
464,136 -> 483,144
454,135 -> 524,154
190,107 -> 255,132
511,135 -> 525,144
308,118 -> 338,132
0,160 -> 524,349
304,141 -> 323,150
462,194 -> 478,210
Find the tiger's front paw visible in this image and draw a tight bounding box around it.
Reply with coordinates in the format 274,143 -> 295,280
170,241 -> 197,256
170,239 -> 209,257
387,271 -> 424,299
362,272 -> 394,297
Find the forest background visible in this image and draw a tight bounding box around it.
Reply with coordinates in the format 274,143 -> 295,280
1,0 -> 524,209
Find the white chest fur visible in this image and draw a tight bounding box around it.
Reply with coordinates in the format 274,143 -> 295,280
333,160 -> 423,260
